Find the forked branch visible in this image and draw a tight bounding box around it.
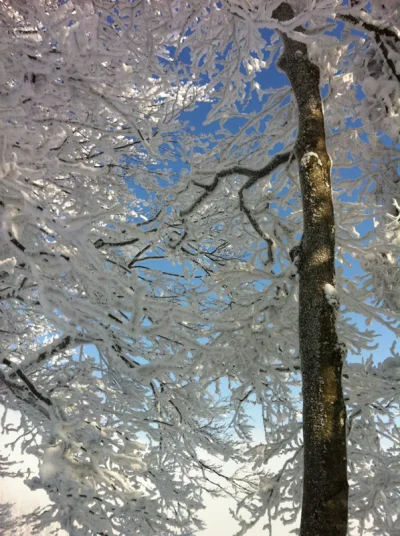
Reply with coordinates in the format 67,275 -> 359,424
181,151 -> 291,217
180,151 -> 292,262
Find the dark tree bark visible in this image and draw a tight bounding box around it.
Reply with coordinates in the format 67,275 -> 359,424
272,4 -> 348,535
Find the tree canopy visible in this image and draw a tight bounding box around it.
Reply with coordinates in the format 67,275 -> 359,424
0,1 -> 399,535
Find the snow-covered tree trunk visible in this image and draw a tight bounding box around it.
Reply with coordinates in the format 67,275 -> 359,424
273,4 -> 348,535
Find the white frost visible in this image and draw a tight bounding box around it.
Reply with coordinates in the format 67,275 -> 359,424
301,151 -> 323,167
324,283 -> 339,308
0,257 -> 17,274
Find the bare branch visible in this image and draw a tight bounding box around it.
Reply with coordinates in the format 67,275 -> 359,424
94,237 -> 139,249
238,188 -> 274,263
180,151 -> 292,217
127,244 -> 152,268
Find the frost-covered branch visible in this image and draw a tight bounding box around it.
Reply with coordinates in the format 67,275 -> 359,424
0,1 -> 398,535
338,13 -> 400,82
181,151 -> 292,217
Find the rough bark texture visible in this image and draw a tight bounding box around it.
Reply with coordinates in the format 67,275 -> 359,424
273,4 -> 348,535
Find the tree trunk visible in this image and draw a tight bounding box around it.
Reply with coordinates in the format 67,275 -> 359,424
273,4 -> 348,535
